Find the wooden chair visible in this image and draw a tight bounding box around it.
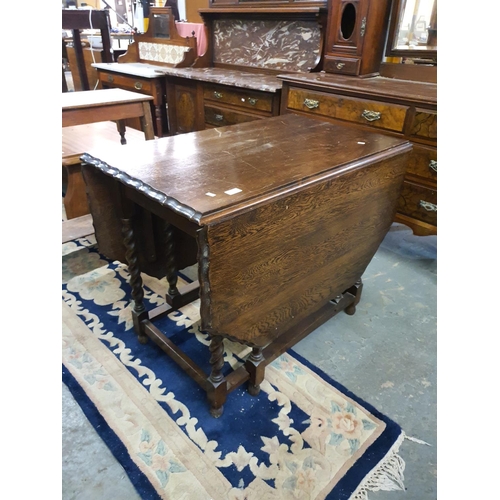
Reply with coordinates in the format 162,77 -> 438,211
62,9 -> 113,91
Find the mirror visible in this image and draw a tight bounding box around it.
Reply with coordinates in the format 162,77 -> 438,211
386,0 -> 437,58
152,13 -> 171,39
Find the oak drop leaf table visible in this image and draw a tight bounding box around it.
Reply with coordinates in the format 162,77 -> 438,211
80,114 -> 411,417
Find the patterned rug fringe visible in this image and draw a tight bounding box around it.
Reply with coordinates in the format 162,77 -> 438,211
351,431 -> 431,499
351,432 -> 407,499
404,434 -> 431,446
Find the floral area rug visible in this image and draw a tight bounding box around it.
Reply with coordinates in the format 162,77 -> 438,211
62,236 -> 407,500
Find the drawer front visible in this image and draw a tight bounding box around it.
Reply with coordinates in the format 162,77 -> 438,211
323,56 -> 361,76
287,88 -> 408,133
406,145 -> 437,182
397,180 -> 437,226
409,108 -> 437,142
203,85 -> 274,114
100,72 -> 153,95
204,106 -> 261,127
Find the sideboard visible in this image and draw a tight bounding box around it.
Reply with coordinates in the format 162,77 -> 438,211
279,72 -> 437,236
157,7 -> 326,135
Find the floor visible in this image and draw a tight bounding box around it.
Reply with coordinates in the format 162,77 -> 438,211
62,222 -> 437,499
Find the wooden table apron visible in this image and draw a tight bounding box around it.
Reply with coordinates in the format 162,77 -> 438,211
61,88 -> 155,140
80,114 -> 412,417
62,101 -> 150,131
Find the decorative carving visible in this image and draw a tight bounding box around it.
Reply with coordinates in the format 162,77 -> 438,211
80,154 -> 204,223
121,218 -> 145,313
246,347 -> 264,396
121,216 -> 148,344
164,221 -> 180,297
209,335 -> 225,384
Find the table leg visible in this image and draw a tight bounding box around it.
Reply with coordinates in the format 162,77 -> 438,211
122,217 -> 148,343
164,222 -> 180,300
116,120 -> 127,145
140,101 -> 155,140
207,335 -> 227,418
344,279 -> 363,315
154,104 -> 164,137
245,347 -> 265,396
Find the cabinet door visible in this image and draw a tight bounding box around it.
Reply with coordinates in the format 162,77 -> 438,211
327,0 -> 368,56
166,77 -> 204,135
324,0 -> 392,76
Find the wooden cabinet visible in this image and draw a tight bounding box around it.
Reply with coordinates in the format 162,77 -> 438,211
203,83 -> 280,128
95,64 -> 168,137
324,0 -> 392,76
286,87 -> 409,132
279,73 -> 437,236
165,76 -> 205,134
165,70 -> 282,134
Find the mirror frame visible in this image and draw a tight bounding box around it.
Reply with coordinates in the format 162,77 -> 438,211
385,0 -> 437,60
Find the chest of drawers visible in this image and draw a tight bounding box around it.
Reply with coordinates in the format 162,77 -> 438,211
279,73 -> 437,236
162,68 -> 282,135
93,62 -> 169,137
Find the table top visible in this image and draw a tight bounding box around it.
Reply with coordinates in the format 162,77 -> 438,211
62,121 -> 147,159
81,114 -> 411,225
92,62 -> 166,79
62,88 -> 153,111
92,62 -> 283,92
278,72 -> 437,105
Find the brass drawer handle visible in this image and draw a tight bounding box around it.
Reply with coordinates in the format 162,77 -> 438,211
304,99 -> 319,109
214,91 -> 223,99
248,97 -> 258,106
361,110 -> 381,122
419,200 -> 437,212
134,82 -> 143,90
214,114 -> 224,121
336,62 -> 345,69
429,160 -> 437,173
107,75 -> 114,83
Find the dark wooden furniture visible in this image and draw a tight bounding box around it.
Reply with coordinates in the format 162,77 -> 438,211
62,88 -> 155,138
163,68 -> 284,134
62,121 -> 148,219
161,7 -> 326,134
279,73 -> 437,236
62,9 -> 114,92
93,7 -> 203,137
62,89 -> 154,219
323,0 -> 392,76
80,113 -> 411,416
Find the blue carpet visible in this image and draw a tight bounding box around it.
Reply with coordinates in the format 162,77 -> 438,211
62,237 -> 406,500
